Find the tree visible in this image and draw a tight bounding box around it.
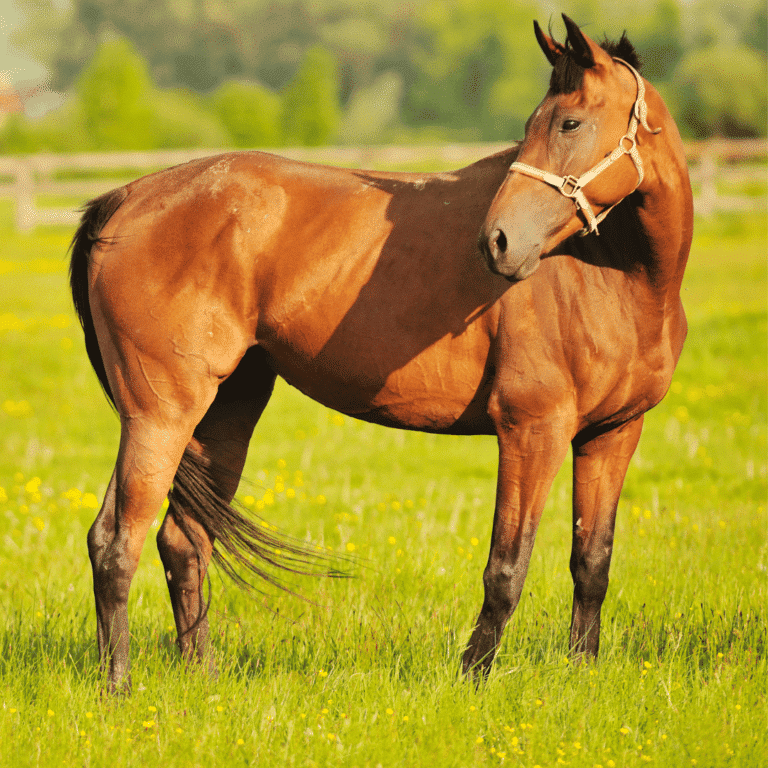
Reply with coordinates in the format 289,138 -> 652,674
75,39 -> 230,150
10,0 -> 767,147
75,38 -> 159,150
681,0 -> 767,50
151,88 -> 232,150
282,46 -> 340,146
210,80 -> 283,148
672,44 -> 767,138
338,71 -> 403,144
0,97 -> 92,155
405,0 -> 545,141
627,0 -> 685,81
13,0 -> 245,93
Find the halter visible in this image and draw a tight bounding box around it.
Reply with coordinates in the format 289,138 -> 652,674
509,58 -> 661,236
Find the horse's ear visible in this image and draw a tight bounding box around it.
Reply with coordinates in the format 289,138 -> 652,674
534,20 -> 563,66
562,14 -> 596,69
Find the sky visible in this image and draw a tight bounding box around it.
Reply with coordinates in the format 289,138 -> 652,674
0,1 -> 63,117
0,2 -> 47,84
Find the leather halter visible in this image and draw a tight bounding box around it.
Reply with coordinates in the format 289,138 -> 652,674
509,59 -> 661,236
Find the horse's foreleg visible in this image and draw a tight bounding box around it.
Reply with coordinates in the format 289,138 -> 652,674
569,416 -> 644,660
462,415 -> 572,677
157,349 -> 277,667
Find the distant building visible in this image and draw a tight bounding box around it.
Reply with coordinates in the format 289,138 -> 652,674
0,71 -> 25,120
0,72 -> 63,126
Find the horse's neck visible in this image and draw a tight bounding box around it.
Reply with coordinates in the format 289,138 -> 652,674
636,160 -> 693,296
589,149 -> 691,301
633,104 -> 694,297
574,171 -> 690,294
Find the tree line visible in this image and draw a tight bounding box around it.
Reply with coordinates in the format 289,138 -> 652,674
2,0 -> 765,154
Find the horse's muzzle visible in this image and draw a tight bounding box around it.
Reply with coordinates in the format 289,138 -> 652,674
479,224 -> 542,281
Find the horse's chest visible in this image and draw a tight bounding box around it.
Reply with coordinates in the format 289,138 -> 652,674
495,285 -> 681,430
566,307 -> 681,426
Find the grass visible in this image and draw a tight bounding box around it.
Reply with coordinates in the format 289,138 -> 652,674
0,183 -> 765,767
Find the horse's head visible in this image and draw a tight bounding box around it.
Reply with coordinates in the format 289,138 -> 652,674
480,15 -> 658,280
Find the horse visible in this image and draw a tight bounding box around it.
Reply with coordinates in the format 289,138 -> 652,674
69,15 -> 692,691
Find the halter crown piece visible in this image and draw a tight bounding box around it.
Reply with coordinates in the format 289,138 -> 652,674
509,59 -> 661,236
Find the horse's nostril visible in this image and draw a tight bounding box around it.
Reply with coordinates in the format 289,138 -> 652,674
492,228 -> 507,255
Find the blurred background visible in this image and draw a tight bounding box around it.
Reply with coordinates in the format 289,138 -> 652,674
0,0 -> 765,153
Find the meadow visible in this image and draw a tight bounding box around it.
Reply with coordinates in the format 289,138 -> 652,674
0,181 -> 765,767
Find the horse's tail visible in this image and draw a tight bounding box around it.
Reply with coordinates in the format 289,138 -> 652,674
69,190 -> 348,598
69,188 -> 127,409
170,446 -> 349,595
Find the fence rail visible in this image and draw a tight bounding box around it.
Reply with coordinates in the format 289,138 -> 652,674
0,139 -> 765,231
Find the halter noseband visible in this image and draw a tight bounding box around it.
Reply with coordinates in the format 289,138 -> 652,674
509,58 -> 661,236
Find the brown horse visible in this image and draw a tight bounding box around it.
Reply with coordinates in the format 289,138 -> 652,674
69,16 -> 692,691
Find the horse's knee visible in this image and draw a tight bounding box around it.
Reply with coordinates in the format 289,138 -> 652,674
157,514 -> 207,587
482,562 -> 519,618
157,516 -> 189,566
87,519 -> 106,567
88,535 -> 135,606
570,545 -> 611,605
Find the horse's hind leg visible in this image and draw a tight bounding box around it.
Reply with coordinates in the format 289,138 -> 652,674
89,404 -> 213,692
87,325 -> 227,692
569,416 -> 644,659
157,347 -> 277,666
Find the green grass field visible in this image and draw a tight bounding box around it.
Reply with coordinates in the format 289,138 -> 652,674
0,190 -> 765,767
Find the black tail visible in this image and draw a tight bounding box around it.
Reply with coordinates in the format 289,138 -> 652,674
69,189 -> 128,409
69,190 -> 348,602
171,447 -> 349,595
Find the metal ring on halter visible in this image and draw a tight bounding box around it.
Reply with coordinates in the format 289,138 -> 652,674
618,134 -> 637,154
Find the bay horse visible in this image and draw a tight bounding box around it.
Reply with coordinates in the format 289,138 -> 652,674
69,16 -> 692,691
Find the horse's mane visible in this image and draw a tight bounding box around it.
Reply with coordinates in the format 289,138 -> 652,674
549,31 -> 641,95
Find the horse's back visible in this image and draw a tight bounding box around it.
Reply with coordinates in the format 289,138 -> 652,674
88,149 -> 515,433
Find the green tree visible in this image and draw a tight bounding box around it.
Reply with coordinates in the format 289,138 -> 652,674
75,38 -> 159,150
210,81 -> 283,148
338,71 -> 403,144
13,0 -> 244,92
282,46 -> 340,146
0,97 -> 93,154
629,0 -> 685,81
0,114 -> 46,154
681,0 -> 766,50
73,39 -> 231,150
151,89 -> 231,150
405,0 -> 544,141
672,44 -> 767,137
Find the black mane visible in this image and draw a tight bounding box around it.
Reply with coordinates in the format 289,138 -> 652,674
549,32 -> 641,95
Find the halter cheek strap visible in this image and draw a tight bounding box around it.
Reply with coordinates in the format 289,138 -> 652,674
509,59 -> 661,236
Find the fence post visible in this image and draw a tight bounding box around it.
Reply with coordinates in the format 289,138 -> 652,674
698,149 -> 717,218
14,159 -> 35,232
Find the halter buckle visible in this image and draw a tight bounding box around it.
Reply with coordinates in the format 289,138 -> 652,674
559,175 -> 581,198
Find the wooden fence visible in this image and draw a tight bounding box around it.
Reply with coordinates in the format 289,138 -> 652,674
0,139 -> 765,231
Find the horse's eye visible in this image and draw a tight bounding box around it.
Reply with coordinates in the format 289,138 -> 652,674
561,119 -> 581,132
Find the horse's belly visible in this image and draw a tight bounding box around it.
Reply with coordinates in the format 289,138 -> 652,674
263,329 -> 494,434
